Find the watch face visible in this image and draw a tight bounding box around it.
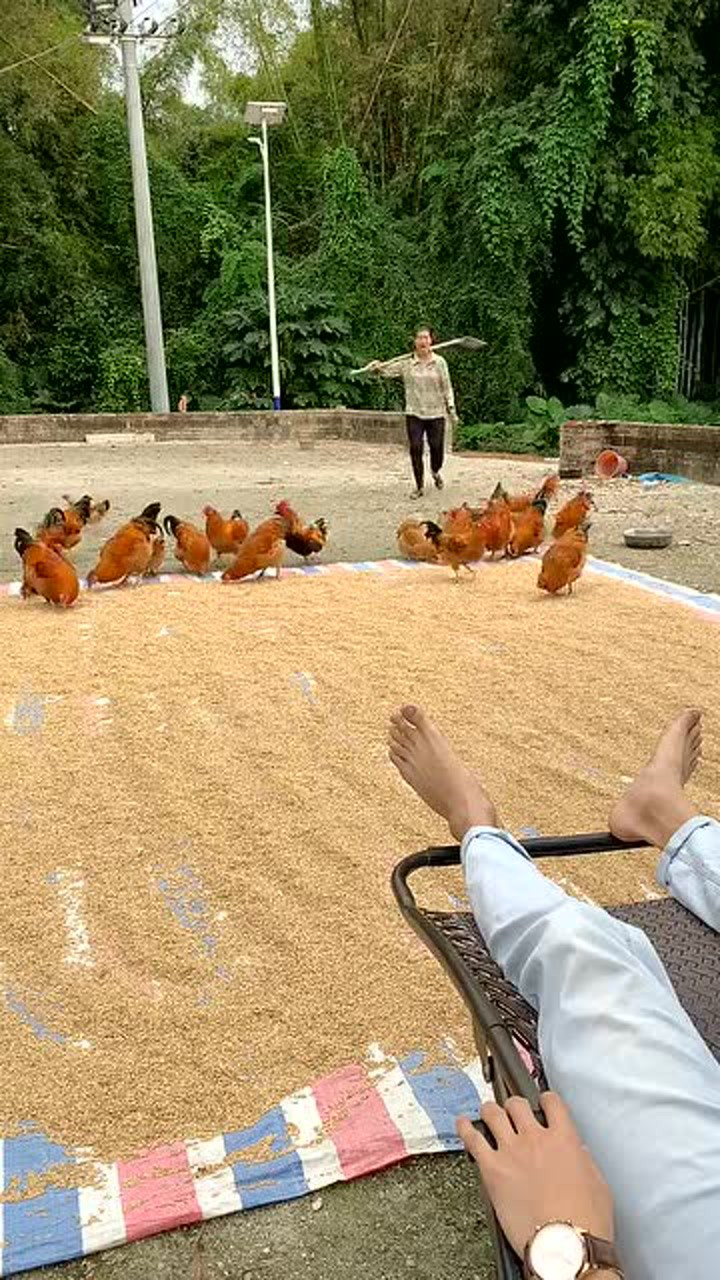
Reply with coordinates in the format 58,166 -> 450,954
529,1223 -> 586,1280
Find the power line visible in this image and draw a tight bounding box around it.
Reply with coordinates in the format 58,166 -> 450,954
0,34 -> 78,77
0,31 -> 98,113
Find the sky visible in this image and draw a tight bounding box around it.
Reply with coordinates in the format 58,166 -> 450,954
126,0 -> 309,100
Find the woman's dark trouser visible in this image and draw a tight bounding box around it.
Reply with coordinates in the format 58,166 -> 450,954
405,415 -> 445,489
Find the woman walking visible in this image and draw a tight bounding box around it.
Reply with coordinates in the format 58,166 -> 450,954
369,326 -> 458,498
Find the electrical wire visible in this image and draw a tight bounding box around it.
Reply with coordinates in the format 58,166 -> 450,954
0,31 -> 98,113
0,33 -> 78,77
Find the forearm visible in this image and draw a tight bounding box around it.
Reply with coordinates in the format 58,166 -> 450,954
374,358 -> 407,379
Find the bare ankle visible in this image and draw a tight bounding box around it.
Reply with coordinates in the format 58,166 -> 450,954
448,799 -> 499,843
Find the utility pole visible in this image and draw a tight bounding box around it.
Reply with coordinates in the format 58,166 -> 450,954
118,0 -> 168,411
83,1 -> 174,412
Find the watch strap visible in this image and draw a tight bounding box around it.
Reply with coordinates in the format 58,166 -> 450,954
584,1234 -> 623,1276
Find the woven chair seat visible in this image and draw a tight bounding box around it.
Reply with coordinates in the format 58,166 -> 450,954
424,896 -> 720,1084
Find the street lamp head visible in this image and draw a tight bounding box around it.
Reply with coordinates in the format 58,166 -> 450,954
244,101 -> 287,127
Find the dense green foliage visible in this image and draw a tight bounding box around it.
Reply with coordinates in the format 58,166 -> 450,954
2,0 -> 720,423
457,391 -> 720,455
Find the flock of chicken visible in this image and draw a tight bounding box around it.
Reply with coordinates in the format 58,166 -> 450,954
11,473 -> 593,609
396,474 -> 595,594
13,498 -> 328,607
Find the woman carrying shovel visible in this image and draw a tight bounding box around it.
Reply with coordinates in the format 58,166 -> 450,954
367,326 -> 458,499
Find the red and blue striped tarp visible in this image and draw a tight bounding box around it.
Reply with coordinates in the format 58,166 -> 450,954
0,1049 -> 491,1276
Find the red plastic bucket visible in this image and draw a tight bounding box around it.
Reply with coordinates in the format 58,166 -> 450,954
595,449 -> 628,478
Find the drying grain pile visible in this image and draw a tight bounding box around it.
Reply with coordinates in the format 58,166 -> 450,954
0,562 -> 718,1165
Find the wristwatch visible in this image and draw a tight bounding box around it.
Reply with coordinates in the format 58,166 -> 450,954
523,1221 -> 624,1279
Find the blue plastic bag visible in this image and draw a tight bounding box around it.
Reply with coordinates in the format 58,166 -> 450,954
637,472 -> 691,486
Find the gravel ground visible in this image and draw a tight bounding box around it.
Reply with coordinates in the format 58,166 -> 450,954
1,438 -> 719,590
24,1156 -> 495,1280
7,435 -> 718,1280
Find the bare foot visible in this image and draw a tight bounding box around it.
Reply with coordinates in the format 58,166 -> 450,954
609,709 -> 703,849
388,704 -> 499,841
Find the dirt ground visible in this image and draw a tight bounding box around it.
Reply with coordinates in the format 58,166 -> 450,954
1,437 -> 720,591
4,435 -> 718,1280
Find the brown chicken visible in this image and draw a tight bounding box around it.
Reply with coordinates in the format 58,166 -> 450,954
553,489 -> 595,539
275,501 -> 328,560
441,505 -> 475,533
538,524 -> 590,595
63,494 -> 111,526
508,496 -> 548,558
222,510 -> 293,582
163,515 -> 212,575
14,529 -> 79,607
507,473 -> 560,514
396,519 -> 441,562
37,496 -> 107,552
36,507 -> 72,551
203,506 -> 249,557
87,502 -> 162,587
481,486 -> 513,559
426,516 -> 487,581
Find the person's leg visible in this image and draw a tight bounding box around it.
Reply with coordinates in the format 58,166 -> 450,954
388,705 -> 720,1280
426,417 -> 445,488
405,416 -> 425,494
609,708 -> 720,930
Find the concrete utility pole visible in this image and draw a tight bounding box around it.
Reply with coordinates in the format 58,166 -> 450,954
117,0 -> 169,412
84,1 -> 170,412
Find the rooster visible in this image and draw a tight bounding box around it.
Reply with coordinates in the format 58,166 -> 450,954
553,489 -> 595,539
163,515 -> 212,575
203,506 -> 249,558
14,529 -> 79,607
538,523 -> 590,595
507,474 -> 559,514
426,515 -> 487,581
87,502 -> 162,587
222,509 -> 293,582
275,501 -> 328,560
508,496 -> 548,558
396,519 -> 441,563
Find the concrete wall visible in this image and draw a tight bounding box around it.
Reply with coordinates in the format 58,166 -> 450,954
560,419 -> 720,485
0,408 -> 406,448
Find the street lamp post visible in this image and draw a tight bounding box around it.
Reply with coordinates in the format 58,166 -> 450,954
244,101 -> 287,411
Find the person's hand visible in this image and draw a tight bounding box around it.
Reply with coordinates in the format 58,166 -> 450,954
457,1093 -> 614,1260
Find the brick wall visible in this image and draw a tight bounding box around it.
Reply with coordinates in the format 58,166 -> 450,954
560,419 -> 720,486
0,408 -> 406,448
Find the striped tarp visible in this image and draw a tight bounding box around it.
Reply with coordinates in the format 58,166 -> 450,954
0,1050 -> 491,1275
